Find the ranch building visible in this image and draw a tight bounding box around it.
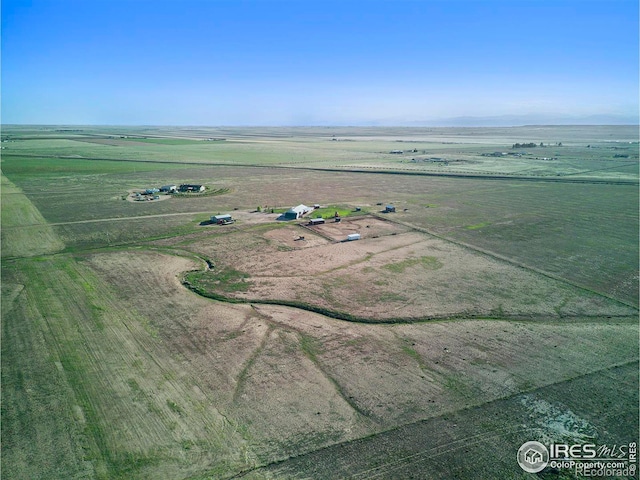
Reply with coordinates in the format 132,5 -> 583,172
160,185 -> 177,193
284,204 -> 313,220
179,184 -> 205,193
211,214 -> 234,225
308,218 -> 325,225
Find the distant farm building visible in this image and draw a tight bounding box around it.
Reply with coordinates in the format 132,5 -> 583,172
160,185 -> 177,193
308,218 -> 325,225
211,214 -> 234,225
347,233 -> 361,241
385,205 -> 396,213
284,204 -> 313,220
389,150 -> 404,154
179,184 -> 205,193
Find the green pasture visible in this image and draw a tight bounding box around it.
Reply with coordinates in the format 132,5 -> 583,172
1,155 -> 183,177
1,175 -> 65,257
117,137 -> 208,145
309,205 -> 363,218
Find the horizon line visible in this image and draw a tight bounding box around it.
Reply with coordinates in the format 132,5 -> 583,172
2,123 -> 639,128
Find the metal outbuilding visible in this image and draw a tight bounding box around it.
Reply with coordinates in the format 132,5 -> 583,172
179,184 -> 205,193
211,214 -> 234,224
284,204 -> 312,220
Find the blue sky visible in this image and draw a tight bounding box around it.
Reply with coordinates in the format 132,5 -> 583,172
2,0 -> 638,125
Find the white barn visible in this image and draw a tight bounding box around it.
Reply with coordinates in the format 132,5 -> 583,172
284,204 -> 312,220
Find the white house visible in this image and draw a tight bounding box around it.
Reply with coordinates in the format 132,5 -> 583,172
284,204 -> 313,220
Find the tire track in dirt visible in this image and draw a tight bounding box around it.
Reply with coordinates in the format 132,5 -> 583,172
296,331 -> 376,422
247,305 -> 377,422
232,308 -> 274,404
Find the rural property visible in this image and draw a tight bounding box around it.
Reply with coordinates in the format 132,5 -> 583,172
1,125 -> 638,479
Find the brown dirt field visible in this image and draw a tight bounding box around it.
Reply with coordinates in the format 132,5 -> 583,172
80,249 -> 638,471
263,224 -> 329,248
185,224 -> 636,320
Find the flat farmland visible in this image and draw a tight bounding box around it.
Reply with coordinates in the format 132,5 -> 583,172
3,125 -> 638,180
1,125 -> 638,480
4,156 -> 637,308
181,216 -> 635,321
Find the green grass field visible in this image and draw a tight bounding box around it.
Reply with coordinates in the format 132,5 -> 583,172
1,125 -> 638,479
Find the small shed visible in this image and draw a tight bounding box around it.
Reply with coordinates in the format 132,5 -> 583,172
347,233 -> 361,241
385,205 -> 396,213
309,218 -> 325,225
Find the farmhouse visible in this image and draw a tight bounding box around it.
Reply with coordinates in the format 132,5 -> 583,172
284,204 -> 313,220
179,184 -> 205,193
160,185 -> 177,193
211,214 -> 234,225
